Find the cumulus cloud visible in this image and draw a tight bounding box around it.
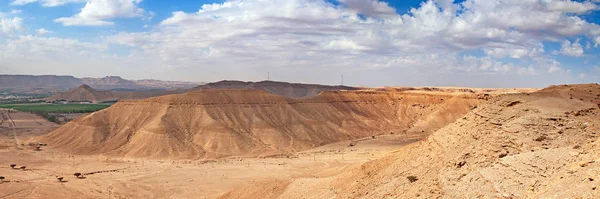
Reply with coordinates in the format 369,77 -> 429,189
11,0 -> 85,7
0,17 -> 25,36
108,0 -> 600,73
553,39 -> 585,57
0,10 -> 22,18
54,0 -> 145,26
35,28 -> 51,35
337,0 -> 397,18
4,0 -> 599,87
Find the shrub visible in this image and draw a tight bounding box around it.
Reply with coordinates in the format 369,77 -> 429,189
407,176 -> 418,183
9,164 -> 16,169
74,173 -> 82,178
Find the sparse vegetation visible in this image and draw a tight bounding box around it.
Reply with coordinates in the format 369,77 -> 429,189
0,103 -> 111,123
0,103 -> 111,114
10,164 -> 16,169
57,177 -> 64,182
20,166 -> 26,170
74,173 -> 82,179
0,176 -> 5,183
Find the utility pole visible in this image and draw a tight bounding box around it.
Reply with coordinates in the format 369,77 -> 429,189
268,72 -> 270,81
341,74 -> 344,86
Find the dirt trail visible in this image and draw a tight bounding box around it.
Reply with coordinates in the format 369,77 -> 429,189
0,109 -> 21,147
0,109 -> 59,149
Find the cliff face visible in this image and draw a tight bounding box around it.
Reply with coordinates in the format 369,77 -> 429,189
41,89 -> 482,159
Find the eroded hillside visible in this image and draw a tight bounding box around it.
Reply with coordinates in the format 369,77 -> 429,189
223,84 -> 600,198
40,89 -> 482,159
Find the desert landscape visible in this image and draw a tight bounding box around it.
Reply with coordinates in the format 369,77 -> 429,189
2,81 -> 598,198
2,0 -> 600,198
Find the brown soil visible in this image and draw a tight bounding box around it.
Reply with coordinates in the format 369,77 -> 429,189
0,109 -> 59,148
39,89 -> 482,159
2,84 -> 593,198
224,84 -> 600,198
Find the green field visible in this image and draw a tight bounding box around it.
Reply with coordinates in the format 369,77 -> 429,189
0,103 -> 112,113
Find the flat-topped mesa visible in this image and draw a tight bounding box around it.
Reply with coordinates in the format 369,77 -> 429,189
41,89 -> 483,159
194,80 -> 359,99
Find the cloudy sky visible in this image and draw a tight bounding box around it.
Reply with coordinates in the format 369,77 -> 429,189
0,0 -> 599,87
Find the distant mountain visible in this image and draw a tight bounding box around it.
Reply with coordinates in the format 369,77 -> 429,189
81,76 -> 137,90
46,84 -> 187,103
0,75 -> 201,94
0,75 -> 82,93
134,79 -> 202,90
195,80 -> 359,99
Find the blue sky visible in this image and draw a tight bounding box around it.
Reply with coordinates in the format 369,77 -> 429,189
0,0 -> 599,87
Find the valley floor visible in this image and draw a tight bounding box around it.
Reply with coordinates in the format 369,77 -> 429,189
0,119 -> 420,199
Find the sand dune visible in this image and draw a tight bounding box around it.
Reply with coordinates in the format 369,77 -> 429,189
40,89 -> 482,159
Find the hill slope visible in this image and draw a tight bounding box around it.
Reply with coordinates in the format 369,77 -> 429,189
223,84 -> 600,198
40,89 -> 482,159
195,80 -> 359,99
45,84 -> 187,103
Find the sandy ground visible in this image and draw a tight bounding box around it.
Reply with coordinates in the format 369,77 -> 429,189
0,109 -> 59,149
1,85 -> 572,199
0,119 -> 418,198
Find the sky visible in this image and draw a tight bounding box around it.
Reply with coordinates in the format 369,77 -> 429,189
0,0 -> 599,87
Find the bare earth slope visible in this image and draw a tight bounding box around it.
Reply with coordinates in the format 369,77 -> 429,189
224,84 -> 600,198
40,89 -> 482,159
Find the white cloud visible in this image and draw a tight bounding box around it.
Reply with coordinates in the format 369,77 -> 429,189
11,0 -> 85,7
5,0 -> 600,87
553,39 -> 585,57
36,28 -> 51,35
1,17 -> 25,36
0,10 -> 22,18
337,0 -> 397,18
54,0 -> 145,26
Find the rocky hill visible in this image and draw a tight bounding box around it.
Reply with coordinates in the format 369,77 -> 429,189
80,76 -> 138,90
0,75 -> 199,94
40,89 -> 483,159
45,84 -> 187,103
222,84 -> 600,198
195,80 -> 359,99
0,75 -> 81,93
